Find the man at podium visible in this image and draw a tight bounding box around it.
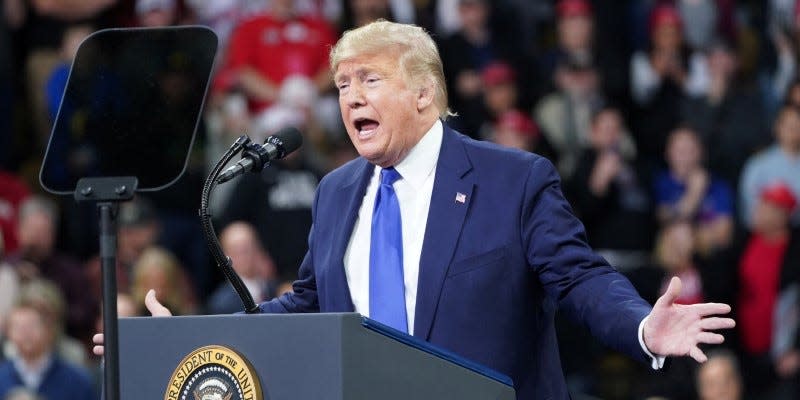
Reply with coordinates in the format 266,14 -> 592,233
96,20 -> 735,400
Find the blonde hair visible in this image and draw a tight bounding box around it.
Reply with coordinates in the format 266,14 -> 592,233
131,246 -> 194,315
330,20 -> 454,119
16,278 -> 67,333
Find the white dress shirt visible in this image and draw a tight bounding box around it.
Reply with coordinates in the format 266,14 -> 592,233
343,120 -> 442,335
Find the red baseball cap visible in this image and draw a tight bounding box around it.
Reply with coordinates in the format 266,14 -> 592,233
496,110 -> 539,138
557,0 -> 592,18
481,62 -> 515,87
761,182 -> 798,212
650,5 -> 682,32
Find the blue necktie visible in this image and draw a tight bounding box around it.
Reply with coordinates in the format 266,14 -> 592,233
369,167 -> 408,333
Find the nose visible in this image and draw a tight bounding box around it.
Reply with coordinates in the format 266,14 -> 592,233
344,82 -> 365,109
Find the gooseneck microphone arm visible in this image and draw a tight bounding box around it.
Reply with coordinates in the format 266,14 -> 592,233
200,135 -> 260,314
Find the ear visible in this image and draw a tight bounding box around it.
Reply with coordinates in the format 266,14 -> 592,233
416,80 -> 435,112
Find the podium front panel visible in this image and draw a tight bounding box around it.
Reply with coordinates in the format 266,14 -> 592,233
118,313 -> 515,399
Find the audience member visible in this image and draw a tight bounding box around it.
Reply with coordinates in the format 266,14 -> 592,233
739,105 -> 800,227
44,24 -> 93,122
489,110 -> 554,161
437,0 -> 518,136
567,106 -> 653,270
735,183 -> 800,396
0,282 -> 95,400
536,0 -> 629,101
654,127 -> 734,256
213,0 -> 336,115
480,62 -> 519,127
3,196 -> 96,344
538,0 -> 594,91
130,246 -> 196,316
696,349 -> 743,400
4,280 -> 88,368
535,57 -> 606,179
630,4 -> 708,163
0,171 -> 30,255
207,222 -> 279,314
681,39 -> 768,189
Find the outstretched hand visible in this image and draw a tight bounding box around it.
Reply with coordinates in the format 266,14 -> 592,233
92,289 -> 172,356
643,277 -> 735,363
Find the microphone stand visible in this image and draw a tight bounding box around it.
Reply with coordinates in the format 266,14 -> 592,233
200,135 -> 260,314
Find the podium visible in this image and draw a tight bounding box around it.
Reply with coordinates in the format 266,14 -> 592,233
118,313 -> 516,399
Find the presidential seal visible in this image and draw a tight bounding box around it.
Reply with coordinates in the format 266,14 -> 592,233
164,345 -> 262,400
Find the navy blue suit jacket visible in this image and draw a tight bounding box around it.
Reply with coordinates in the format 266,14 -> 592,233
259,124 -> 653,399
0,357 -> 96,400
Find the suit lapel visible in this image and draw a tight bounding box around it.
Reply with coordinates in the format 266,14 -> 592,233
414,126 -> 474,339
323,159 -> 373,312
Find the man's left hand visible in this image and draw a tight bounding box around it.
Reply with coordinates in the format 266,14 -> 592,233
643,277 -> 736,363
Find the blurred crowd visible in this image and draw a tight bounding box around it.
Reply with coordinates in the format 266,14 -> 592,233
0,0 -> 799,399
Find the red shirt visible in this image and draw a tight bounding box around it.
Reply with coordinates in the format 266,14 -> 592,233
214,13 -> 336,112
0,171 -> 30,254
738,233 -> 788,354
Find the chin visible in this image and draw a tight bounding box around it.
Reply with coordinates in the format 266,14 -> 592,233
354,143 -> 383,161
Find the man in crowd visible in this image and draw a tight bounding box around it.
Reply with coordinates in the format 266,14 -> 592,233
4,197 -> 96,343
0,284 -> 95,400
206,222 -> 279,314
735,182 -> 800,396
97,21 -> 735,400
740,104 -> 800,227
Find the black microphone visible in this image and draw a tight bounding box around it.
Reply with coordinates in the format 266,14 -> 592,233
217,127 -> 303,184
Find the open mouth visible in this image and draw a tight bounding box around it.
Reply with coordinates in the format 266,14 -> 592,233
354,118 -> 380,137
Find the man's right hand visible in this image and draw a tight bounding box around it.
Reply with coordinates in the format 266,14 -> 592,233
92,289 -> 172,356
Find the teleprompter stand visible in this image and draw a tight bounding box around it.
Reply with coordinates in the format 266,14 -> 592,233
75,176 -> 138,400
38,25 -> 218,400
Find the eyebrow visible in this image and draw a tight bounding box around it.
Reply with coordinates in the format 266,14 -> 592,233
335,66 -> 391,83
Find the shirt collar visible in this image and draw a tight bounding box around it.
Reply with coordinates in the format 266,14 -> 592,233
389,119 -> 443,190
12,352 -> 53,388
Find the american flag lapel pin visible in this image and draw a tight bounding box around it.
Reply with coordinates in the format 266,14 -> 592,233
455,192 -> 467,204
